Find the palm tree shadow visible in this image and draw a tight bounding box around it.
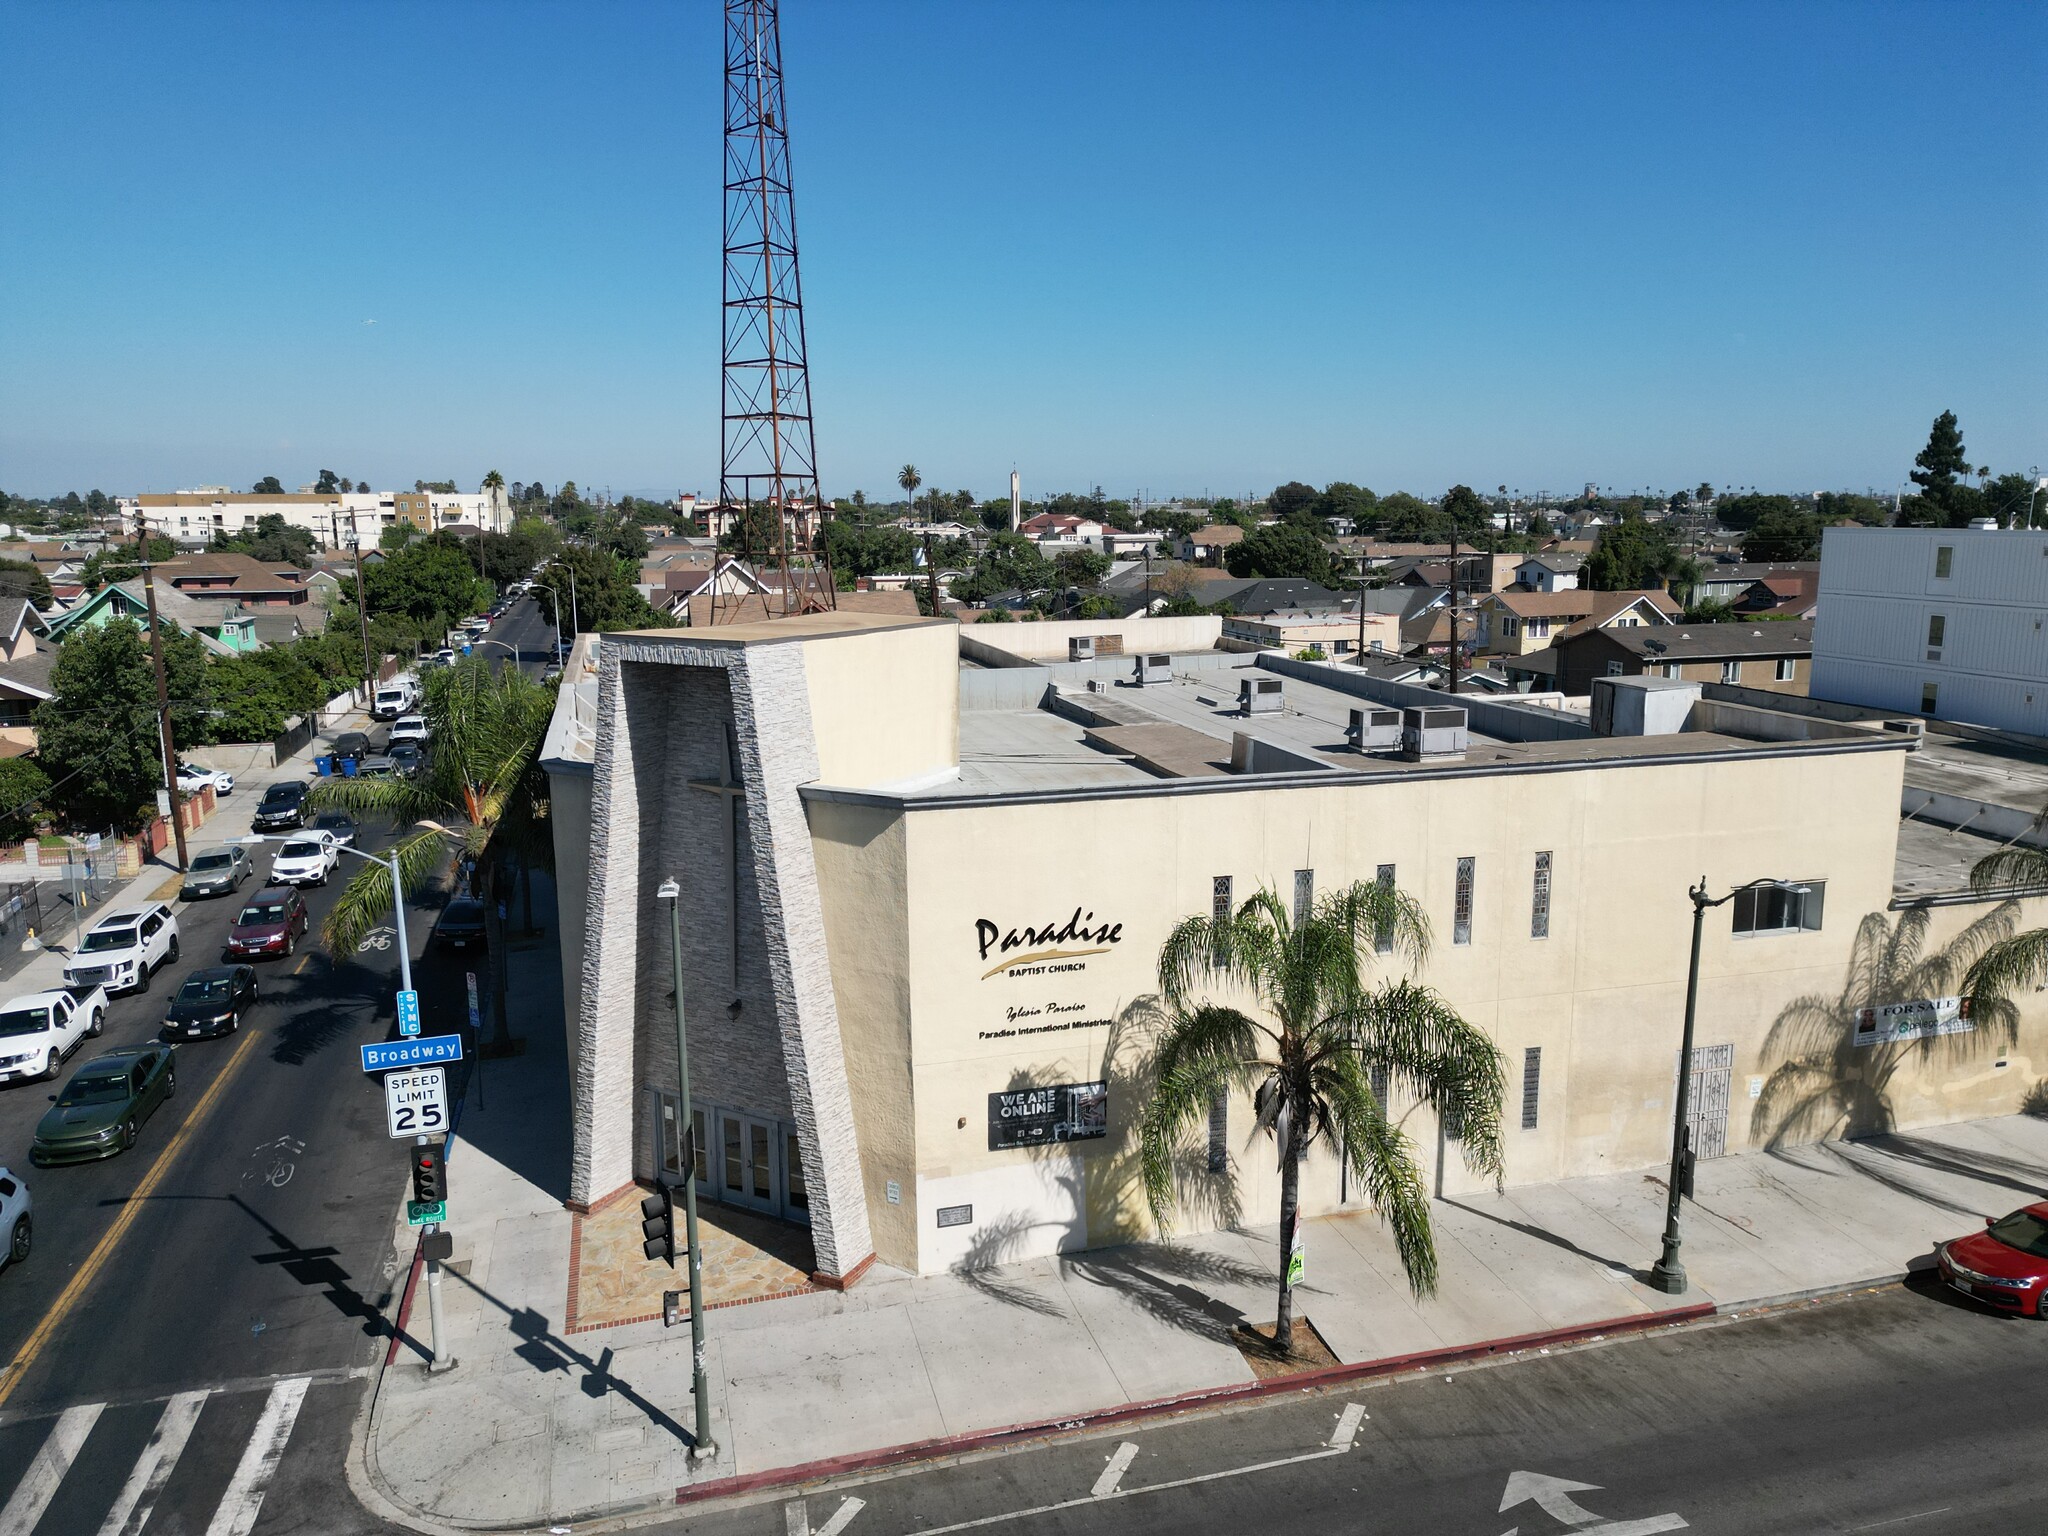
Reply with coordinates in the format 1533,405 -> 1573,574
1438,1197 -> 1644,1282
949,995 -> 1255,1339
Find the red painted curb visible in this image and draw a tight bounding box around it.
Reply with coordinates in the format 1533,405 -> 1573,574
672,1301 -> 1715,1506
385,1233 -> 426,1368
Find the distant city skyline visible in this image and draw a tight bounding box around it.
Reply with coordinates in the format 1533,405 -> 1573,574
3,1 -> 2041,501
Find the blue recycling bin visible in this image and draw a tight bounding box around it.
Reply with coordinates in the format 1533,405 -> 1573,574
315,754 -> 334,776
340,756 -> 358,778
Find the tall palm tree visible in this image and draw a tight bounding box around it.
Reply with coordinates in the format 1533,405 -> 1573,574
1962,809 -> 2048,1003
307,658 -> 555,1045
1140,882 -> 1507,1352
898,464 -> 921,519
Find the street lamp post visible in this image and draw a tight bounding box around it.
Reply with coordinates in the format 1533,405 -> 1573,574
242,832 -> 412,996
1648,876 -> 1806,1295
659,877 -> 716,1460
545,562 -> 578,639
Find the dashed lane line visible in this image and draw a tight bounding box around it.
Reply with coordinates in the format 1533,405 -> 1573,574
0,1024 -> 267,1411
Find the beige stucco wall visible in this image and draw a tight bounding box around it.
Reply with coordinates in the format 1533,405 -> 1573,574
819,738 -> 2048,1276
800,623 -> 959,790
961,615 -> 1225,663
808,798 -> 920,1268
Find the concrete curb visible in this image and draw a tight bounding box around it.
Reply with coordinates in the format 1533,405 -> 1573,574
666,1300 -> 1717,1510
1712,1271 -> 1908,1316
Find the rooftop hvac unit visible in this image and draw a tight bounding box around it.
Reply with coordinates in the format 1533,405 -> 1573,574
1134,654 -> 1172,686
1399,705 -> 1468,760
1346,707 -> 1403,751
1240,676 -> 1285,714
1069,636 -> 1097,662
1882,718 -> 1926,740
1086,678 -> 1107,694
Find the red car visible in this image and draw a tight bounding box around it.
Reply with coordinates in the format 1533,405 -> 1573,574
225,887 -> 310,961
1936,1202 -> 2048,1317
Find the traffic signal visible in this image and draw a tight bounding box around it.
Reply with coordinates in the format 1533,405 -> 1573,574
642,1185 -> 676,1267
412,1139 -> 446,1204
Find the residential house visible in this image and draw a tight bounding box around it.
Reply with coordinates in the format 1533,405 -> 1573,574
0,600 -> 55,755
1692,561 -> 1820,607
1475,588 -> 1679,657
43,581 -> 254,656
1219,609 -> 1401,657
1512,553 -> 1584,592
155,552 -> 313,609
1527,619 -> 1814,697
1018,512 -> 1105,545
1173,524 -> 1244,566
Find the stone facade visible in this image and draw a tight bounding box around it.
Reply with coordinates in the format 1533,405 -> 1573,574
573,633 -> 874,1281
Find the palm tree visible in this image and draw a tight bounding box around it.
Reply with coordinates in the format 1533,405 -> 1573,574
1961,809 -> 2048,1003
306,658 -> 555,1046
1140,882 -> 1508,1353
898,464 -> 921,519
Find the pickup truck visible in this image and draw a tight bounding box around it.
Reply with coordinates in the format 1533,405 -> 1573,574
0,986 -> 109,1085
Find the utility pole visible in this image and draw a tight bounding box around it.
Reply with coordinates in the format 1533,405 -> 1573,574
349,508 -> 374,694
922,531 -> 940,618
1446,516 -> 1462,698
134,513 -> 189,872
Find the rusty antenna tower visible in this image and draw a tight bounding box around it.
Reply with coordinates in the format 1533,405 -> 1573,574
714,0 -> 835,623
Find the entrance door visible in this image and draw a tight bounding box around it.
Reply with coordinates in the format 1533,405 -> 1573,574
717,1111 -> 779,1214
1683,1043 -> 1735,1161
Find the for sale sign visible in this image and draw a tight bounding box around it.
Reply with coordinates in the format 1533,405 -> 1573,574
1852,996 -> 1973,1048
384,1067 -> 449,1139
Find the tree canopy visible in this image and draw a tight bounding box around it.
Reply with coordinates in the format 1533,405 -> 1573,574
1583,517 -> 1679,591
35,618 -> 212,832
1224,524 -> 1338,584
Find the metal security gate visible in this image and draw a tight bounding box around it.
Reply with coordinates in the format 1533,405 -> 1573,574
1682,1043 -> 1735,1161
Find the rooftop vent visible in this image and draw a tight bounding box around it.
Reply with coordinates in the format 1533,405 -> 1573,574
1399,705 -> 1468,761
1346,707 -> 1403,751
1239,676 -> 1284,715
1967,517 -> 1998,531
1134,654 -> 1171,686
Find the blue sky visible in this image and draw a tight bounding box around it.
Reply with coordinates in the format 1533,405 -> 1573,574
2,1 -> 2042,502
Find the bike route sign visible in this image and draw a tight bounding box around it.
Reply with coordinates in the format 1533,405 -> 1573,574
397,988 -> 421,1038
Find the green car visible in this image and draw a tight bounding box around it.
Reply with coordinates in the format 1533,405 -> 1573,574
30,1046 -> 176,1166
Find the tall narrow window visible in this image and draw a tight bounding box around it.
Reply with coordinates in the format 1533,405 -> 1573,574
1453,856 -> 1475,946
1934,545 -> 1954,579
1521,1047 -> 1542,1130
1211,875 -> 1232,965
1293,868 -> 1314,925
1374,863 -> 1396,954
1207,1092 -> 1228,1174
1531,851 -> 1552,940
1926,614 -> 1946,648
1775,658 -> 1795,682
1921,683 -> 1939,715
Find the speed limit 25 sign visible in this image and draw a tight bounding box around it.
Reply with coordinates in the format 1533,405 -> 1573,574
383,1067 -> 449,1139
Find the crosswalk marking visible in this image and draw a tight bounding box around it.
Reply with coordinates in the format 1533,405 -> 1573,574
0,1402 -> 103,1536
94,1389 -> 208,1536
202,1377 -> 309,1536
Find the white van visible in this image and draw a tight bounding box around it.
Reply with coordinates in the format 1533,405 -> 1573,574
372,679 -> 419,720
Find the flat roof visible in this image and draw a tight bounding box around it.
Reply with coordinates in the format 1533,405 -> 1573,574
606,613 -> 950,648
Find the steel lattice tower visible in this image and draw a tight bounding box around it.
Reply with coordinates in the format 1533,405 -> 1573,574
718,0 -> 835,618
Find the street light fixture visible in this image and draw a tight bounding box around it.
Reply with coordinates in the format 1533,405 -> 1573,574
658,875 -> 717,1460
544,561 -> 579,639
1647,875 -> 1809,1295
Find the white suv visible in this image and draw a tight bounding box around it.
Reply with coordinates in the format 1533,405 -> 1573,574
389,715 -> 430,748
0,1168 -> 28,1273
63,904 -> 181,996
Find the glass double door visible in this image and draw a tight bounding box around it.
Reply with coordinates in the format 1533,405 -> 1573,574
656,1092 -> 808,1226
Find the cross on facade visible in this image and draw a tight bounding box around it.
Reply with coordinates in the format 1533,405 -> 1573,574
689,724 -> 746,995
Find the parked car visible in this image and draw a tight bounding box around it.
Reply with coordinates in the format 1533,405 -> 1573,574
430,648 -> 458,668
62,906 -> 180,996
253,780 -> 310,831
1936,1202 -> 2048,1318
371,680 -> 420,720
30,1046 -> 176,1166
180,844 -> 253,900
0,986 -> 107,1086
432,897 -> 488,951
226,887 -> 310,961
355,754 -> 398,778
309,810 -> 360,847
0,1167 -> 29,1271
177,760 -> 235,794
161,966 -> 258,1041
387,741 -> 425,779
542,660 -> 564,684
329,731 -> 372,766
270,833 -> 339,887
388,715 -> 430,748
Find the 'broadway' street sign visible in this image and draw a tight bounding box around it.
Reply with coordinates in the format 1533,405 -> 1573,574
361,1034 -> 465,1073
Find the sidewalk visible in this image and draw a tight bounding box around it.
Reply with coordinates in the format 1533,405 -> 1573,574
1,706 -> 373,993
362,891 -> 2048,1528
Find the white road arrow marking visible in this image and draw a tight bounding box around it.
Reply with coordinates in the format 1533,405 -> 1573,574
1092,1443 -> 1139,1497
1329,1403 -> 1366,1450
1497,1469 -> 1686,1535
814,1496 -> 865,1536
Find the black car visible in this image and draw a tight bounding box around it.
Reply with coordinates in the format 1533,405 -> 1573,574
329,731 -> 372,765
161,966 -> 257,1040
387,742 -> 425,779
432,898 -> 487,951
252,781 -> 309,831
309,810 -> 359,846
